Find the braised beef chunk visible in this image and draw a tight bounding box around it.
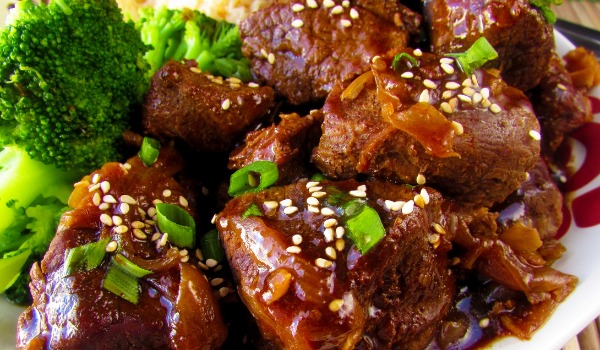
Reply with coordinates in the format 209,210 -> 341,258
528,52 -> 593,156
228,111 -> 323,185
239,2 -> 412,105
312,49 -> 540,207
353,0 -> 422,33
423,0 -> 554,92
142,60 -> 275,153
17,148 -> 227,349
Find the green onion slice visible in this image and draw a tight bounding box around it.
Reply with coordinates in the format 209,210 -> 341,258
199,229 -> 226,264
139,136 -> 161,167
0,249 -> 31,293
446,37 -> 498,75
155,203 -> 196,249
103,254 -> 152,304
242,203 -> 263,219
529,0 -> 562,23
228,161 -> 279,197
63,238 -> 109,276
342,200 -> 385,254
392,52 -> 419,71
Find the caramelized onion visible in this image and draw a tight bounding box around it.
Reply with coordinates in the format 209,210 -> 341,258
126,248 -> 180,272
499,222 -> 543,253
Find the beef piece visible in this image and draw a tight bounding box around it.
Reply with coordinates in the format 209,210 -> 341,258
312,49 -> 540,207
239,2 -> 412,105
528,52 -> 593,156
228,111 -> 323,185
17,148 -> 227,349
353,0 -> 422,33
424,0 -> 554,91
142,60 -> 275,153
495,157 -> 563,241
216,178 -> 498,349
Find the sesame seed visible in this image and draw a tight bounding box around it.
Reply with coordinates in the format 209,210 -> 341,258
357,185 -> 367,192
414,194 -> 425,208
433,223 -> 446,234
92,192 -> 101,206
102,195 -> 116,204
280,198 -> 293,207
306,0 -> 318,8
162,189 -> 172,198
445,82 -> 461,90
472,92 -> 483,105
479,318 -> 490,328
122,163 -> 132,170
248,82 -> 259,88
221,99 -> 231,110
372,56 -> 387,70
321,207 -> 335,216
449,97 -> 458,109
402,200 -> 414,215
292,3 -> 305,12
88,183 -> 101,192
219,287 -> 232,297
441,90 -> 453,100
315,258 -> 333,268
145,219 -> 156,226
147,207 -> 157,217
557,83 -> 567,91
457,94 -> 472,104
350,8 -> 359,19
133,228 -> 147,240
190,67 -> 202,73
119,202 -> 130,214
100,213 -> 113,226
323,0 -> 335,8
151,232 -> 161,241
267,53 -> 276,64
331,5 -> 343,14
158,233 -> 169,248
340,19 -> 352,27
418,89 -> 430,104
401,71 -> 414,79
471,74 -> 479,87
489,103 -> 501,114
335,226 -> 345,238
423,79 -> 437,89
324,218 -> 338,228
325,246 -> 337,259
342,0 -> 350,6
106,241 -> 118,253
462,87 -> 476,96
329,298 -> 344,312
120,195 -> 137,205
179,196 -> 189,207
390,201 -> 404,212
284,206 -> 299,215
100,181 -> 111,194
416,173 -> 426,185
440,57 -> 454,65
292,234 -> 303,245
291,19 -> 304,28
112,215 -> 123,226
307,197 -> 320,206
384,199 -> 395,211
92,173 -> 100,184
211,278 -> 224,287
99,203 -> 110,211
349,190 -> 367,198
312,191 -> 327,198
308,186 -> 322,193
308,205 -> 320,214
481,98 -> 492,108
529,130 -> 541,141
420,188 -> 430,204
114,224 -> 129,234
264,201 -> 279,210
440,102 -> 453,114
180,255 -> 189,263
260,48 -> 268,58
335,238 -> 345,251
480,87 -> 490,99
153,199 -> 163,205
132,221 -> 145,229
413,48 -> 423,57
462,78 -> 472,87
306,181 -> 320,189
324,228 -> 334,242
206,258 -> 218,268
428,233 -> 440,244
195,249 -> 204,261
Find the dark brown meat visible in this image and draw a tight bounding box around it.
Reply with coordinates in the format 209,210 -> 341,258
353,0 -> 422,33
312,49 -> 541,207
17,148 -> 227,349
216,178 -> 499,349
142,60 -> 275,153
528,52 -> 593,156
424,0 -> 554,92
228,111 -> 323,185
239,2 -> 413,105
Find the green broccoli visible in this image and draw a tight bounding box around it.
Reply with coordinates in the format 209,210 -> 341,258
138,6 -> 252,81
0,0 -> 150,303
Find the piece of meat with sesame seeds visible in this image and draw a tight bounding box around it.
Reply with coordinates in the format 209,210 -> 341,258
239,2 -> 415,105
142,60 -> 276,154
312,48 -> 541,207
423,0 -> 554,92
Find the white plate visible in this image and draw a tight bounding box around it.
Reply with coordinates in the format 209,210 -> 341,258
0,6 -> 599,349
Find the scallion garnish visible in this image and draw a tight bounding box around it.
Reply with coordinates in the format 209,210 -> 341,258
392,52 -> 419,71
103,254 -> 152,304
228,161 -> 279,197
242,203 -> 263,219
446,37 -> 498,75
139,136 -> 161,167
63,238 -> 109,276
199,229 -> 226,263
342,200 -> 385,254
0,249 -> 31,293
529,0 -> 562,23
155,203 -> 196,249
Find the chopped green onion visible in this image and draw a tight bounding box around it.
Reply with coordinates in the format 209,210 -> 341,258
63,238 -> 109,276
199,229 -> 226,263
529,0 -> 562,23
155,203 -> 196,249
0,249 -> 31,293
103,254 -> 152,304
310,173 -> 327,181
139,136 -> 161,167
242,203 -> 263,219
228,161 -> 279,197
342,200 -> 385,254
446,37 -> 498,75
392,52 -> 419,71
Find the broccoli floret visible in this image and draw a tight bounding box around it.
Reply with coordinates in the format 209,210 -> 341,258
138,7 -> 252,81
0,0 -> 150,172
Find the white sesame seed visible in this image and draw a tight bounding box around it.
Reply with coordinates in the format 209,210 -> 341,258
264,201 -> 279,210
414,194 -> 425,208
114,225 -> 128,234
324,218 -> 338,228
100,213 -> 113,226
158,233 -> 169,248
100,181 -> 110,194
145,219 -> 156,225
195,249 -> 204,261
401,71 -> 414,79
416,174 -> 426,185
122,163 -> 132,170
306,0 -> 318,8
312,191 -> 327,198
179,196 -> 189,207
462,78 -> 472,87
331,5 -> 343,14
445,82 -> 461,90
284,206 -> 299,215
323,0 -> 335,7
420,188 -> 430,204
457,94 -> 472,104
342,0 -> 350,6
315,258 -> 333,268
248,82 -> 259,88
133,228 -> 147,240
429,233 -> 440,244
206,258 -> 218,268
180,255 -> 189,263
336,238 -> 345,251
349,190 -> 367,198
335,226 -> 345,238
433,223 -> 446,234
529,130 -> 541,141
357,185 -> 367,192
440,102 -> 453,114
190,67 -> 201,73
402,200 -> 415,215
479,318 -> 490,328
147,207 -> 157,217
340,19 -> 352,27
260,48 -> 268,58
489,103 -> 502,114
151,232 -> 161,241
268,53 -> 276,64
308,186 -> 323,193
120,195 -> 137,205
307,197 -> 320,206
291,19 -> 304,28
413,48 -> 423,57
308,205 -> 320,214
329,298 -> 344,312
557,83 -> 567,91
449,97 -> 458,109
321,207 -> 335,216
325,246 -> 337,259
99,203 -> 110,211
472,92 -> 483,105
106,241 -> 118,253
92,192 -> 101,206
221,99 -> 231,110
211,278 -> 224,287
480,87 -> 490,99
471,74 -> 479,87
324,228 -> 334,242
132,221 -> 145,229
418,89 -> 430,104
441,63 -> 455,75
462,87 -> 476,96
112,215 -> 123,226
153,199 -> 163,205
162,189 -> 172,198
92,173 -> 100,184
423,79 -> 437,89
219,287 -> 232,297
350,8 -> 359,19
88,183 -> 101,192
384,199 -> 395,211
292,3 -> 305,11
481,98 -> 492,108
441,90 -> 453,100
306,181 -> 320,189
292,234 -> 303,245
390,201 -> 404,212
119,202 -> 130,214
103,195 -> 117,204
280,198 -> 293,207
440,57 -> 454,65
